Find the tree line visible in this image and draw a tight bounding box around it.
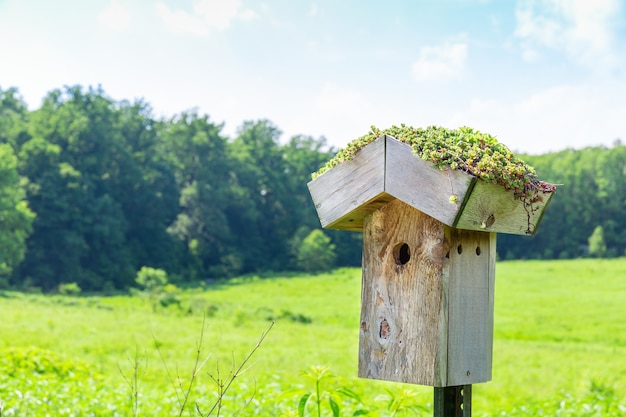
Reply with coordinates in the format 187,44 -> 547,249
500,142 -> 626,260
0,85 -> 362,291
1,85 -> 624,291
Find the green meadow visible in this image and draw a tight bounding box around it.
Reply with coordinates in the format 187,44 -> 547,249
1,258 -> 625,416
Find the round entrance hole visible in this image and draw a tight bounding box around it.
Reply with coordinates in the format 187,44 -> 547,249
393,243 -> 411,265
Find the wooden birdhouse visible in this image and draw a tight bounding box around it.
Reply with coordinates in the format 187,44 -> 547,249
308,133 -> 554,387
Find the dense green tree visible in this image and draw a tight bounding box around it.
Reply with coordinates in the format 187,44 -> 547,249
297,229 -> 336,272
281,135 -> 352,267
0,144 -> 35,284
110,100 -> 180,276
3,83 -> 625,291
164,112 -> 238,279
8,86 -> 179,290
0,87 -> 35,285
588,226 -> 607,258
14,135 -> 83,289
0,87 -> 29,149
228,120 -> 291,271
498,143 -> 626,260
14,87 -> 131,289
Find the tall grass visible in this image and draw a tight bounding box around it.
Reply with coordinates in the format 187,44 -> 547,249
0,259 -> 625,415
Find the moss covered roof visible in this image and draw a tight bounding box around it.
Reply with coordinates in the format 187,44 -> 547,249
313,125 -> 556,199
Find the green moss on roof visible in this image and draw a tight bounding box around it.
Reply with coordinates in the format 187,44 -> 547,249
313,124 -> 556,199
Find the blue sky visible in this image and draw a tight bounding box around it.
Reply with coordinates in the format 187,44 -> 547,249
1,0 -> 625,154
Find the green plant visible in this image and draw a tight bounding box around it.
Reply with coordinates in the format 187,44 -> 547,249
261,307 -> 313,324
116,318 -> 274,417
297,366 -> 342,417
297,230 -> 336,273
155,318 -> 274,417
134,266 -> 179,312
287,365 -> 429,417
588,225 -> 607,258
58,282 -> 81,295
135,266 -> 169,291
119,349 -> 147,417
159,283 -> 182,309
0,346 -> 91,379
313,125 -> 557,234
0,346 -> 110,416
377,388 -> 428,416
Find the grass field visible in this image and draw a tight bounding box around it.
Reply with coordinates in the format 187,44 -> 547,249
1,259 -> 625,416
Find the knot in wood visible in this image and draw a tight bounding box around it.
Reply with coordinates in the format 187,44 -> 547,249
379,318 -> 391,340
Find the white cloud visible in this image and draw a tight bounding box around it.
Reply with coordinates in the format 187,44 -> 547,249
447,83 -> 626,154
156,0 -> 256,36
277,83 -> 396,147
156,3 -> 210,36
412,42 -> 468,82
515,0 -> 622,69
98,0 -> 131,32
315,84 -> 363,113
239,8 -> 259,21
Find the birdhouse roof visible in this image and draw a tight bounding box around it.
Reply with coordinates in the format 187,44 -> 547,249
308,131 -> 555,235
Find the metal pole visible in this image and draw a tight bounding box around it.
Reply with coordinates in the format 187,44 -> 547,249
434,385 -> 471,417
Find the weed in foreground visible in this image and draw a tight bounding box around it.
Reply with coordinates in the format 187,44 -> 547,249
120,317 -> 274,417
280,365 -> 428,417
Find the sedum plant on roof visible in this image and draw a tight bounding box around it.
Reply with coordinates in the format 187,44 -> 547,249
312,125 -> 556,234
313,124 -> 556,197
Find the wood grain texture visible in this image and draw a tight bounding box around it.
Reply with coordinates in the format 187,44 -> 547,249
445,229 -> 495,385
358,200 -> 495,386
307,136 -> 390,231
359,199 -> 448,386
454,180 -> 554,235
385,137 -> 475,227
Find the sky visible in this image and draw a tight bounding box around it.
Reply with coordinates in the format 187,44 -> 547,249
1,0 -> 625,154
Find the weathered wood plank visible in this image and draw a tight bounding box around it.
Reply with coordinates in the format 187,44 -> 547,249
308,134 -> 553,235
359,199 -> 449,386
385,136 -> 475,227
358,199 -> 495,386
445,229 -> 495,385
308,136 -> 389,230
454,180 -> 553,235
